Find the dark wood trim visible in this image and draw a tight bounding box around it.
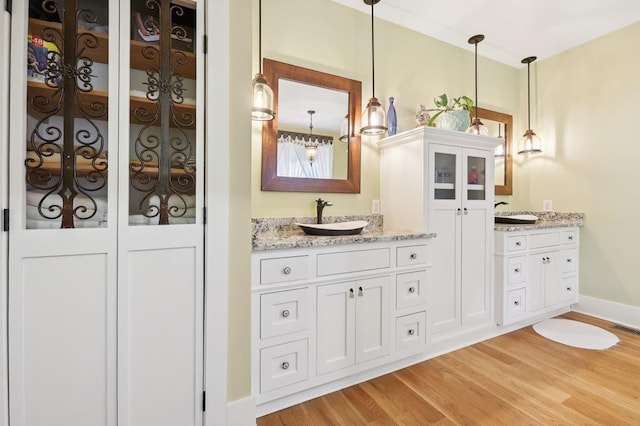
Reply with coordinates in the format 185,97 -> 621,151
261,59 -> 361,193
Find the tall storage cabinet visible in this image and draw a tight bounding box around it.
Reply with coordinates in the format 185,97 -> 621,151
378,127 -> 500,339
7,1 -> 205,425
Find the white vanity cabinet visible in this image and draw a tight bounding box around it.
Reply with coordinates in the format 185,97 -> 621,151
495,227 -> 579,325
378,127 -> 500,340
252,239 -> 432,415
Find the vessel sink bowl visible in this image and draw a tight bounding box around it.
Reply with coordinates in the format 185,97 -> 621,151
494,214 -> 538,224
296,220 -> 368,236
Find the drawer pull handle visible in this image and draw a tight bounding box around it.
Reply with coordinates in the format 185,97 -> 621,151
407,329 -> 415,336
515,241 -> 522,246
514,267 -> 520,273
408,286 -> 416,294
282,266 -> 292,275
281,309 -> 290,318
410,253 -> 417,260
349,288 -> 355,298
281,362 -> 290,370
358,286 -> 364,297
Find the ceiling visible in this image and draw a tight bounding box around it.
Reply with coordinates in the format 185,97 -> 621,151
330,0 -> 640,68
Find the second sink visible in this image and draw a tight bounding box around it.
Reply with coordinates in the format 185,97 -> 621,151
296,220 -> 368,236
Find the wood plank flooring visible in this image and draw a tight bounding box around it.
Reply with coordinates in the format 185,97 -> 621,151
257,312 -> 640,425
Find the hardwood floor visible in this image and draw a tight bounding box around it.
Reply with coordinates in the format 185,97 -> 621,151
257,312 -> 640,425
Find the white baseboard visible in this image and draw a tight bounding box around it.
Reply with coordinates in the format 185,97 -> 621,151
574,295 -> 640,329
227,395 -> 256,426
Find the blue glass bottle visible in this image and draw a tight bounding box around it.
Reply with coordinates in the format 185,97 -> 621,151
387,96 -> 397,136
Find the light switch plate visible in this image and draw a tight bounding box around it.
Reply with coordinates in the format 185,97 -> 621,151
372,199 -> 380,214
543,200 -> 553,211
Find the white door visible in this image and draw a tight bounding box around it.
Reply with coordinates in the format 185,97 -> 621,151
527,253 -> 547,312
317,281 -> 356,375
8,1 -> 204,425
355,276 -> 390,363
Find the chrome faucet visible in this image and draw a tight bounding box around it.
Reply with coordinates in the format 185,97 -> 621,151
315,198 -> 333,224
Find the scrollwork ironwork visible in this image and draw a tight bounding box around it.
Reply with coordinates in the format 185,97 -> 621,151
26,0 -> 108,228
130,0 -> 196,225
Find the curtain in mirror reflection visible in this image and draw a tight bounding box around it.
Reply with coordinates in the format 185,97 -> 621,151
277,134 -> 334,179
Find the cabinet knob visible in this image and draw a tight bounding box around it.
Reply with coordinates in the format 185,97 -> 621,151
514,300 -> 520,306
349,288 -> 355,298
281,362 -> 290,370
566,286 -> 572,292
407,329 -> 415,336
281,309 -> 290,318
514,267 -> 520,273
567,258 -> 573,263
358,286 -> 364,297
408,286 -> 416,294
463,207 -> 469,215
457,208 -> 462,215
515,241 -> 522,246
410,253 -> 417,260
568,236 -> 574,241
282,266 -> 292,275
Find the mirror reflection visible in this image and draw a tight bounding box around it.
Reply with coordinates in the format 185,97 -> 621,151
261,59 -> 362,193
473,107 -> 513,195
277,80 -> 348,179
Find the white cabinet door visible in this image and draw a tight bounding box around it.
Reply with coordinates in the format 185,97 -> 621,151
317,276 -> 390,375
355,276 -> 390,364
528,251 -> 559,311
461,206 -> 491,324
316,281 -> 356,375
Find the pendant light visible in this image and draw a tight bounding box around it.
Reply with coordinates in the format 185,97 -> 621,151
517,56 -> 542,155
466,34 -> 488,136
360,0 -> 387,136
251,0 -> 275,121
495,123 -> 506,157
305,110 -> 318,165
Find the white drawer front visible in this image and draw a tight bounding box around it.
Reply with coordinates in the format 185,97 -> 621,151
561,249 -> 578,273
506,235 -> 527,252
506,288 -> 526,319
260,288 -> 310,339
506,256 -> 528,286
560,276 -> 578,303
260,339 -> 308,393
317,248 -> 390,276
529,232 -> 560,249
396,245 -> 428,267
260,255 -> 309,285
396,271 -> 428,309
395,311 -> 426,354
562,230 -> 578,244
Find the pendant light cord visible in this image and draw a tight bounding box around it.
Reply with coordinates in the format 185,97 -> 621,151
527,62 -> 531,130
474,42 -> 478,124
258,0 -> 263,74
370,1 -> 375,99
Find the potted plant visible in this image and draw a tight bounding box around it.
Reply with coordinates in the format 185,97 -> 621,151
426,93 -> 473,131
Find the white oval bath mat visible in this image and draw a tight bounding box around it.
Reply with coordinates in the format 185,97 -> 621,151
533,318 -> 620,350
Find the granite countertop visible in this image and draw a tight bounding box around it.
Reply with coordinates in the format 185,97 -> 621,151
494,211 -> 584,232
252,215 -> 435,251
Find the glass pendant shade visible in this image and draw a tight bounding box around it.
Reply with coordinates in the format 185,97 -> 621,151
361,97 -> 387,136
517,129 -> 542,155
466,118 -> 489,135
305,144 -> 318,163
495,137 -> 506,157
251,73 -> 275,121
339,115 -> 349,142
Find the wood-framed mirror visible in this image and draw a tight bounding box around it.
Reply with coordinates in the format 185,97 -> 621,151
472,107 -> 513,195
261,59 -> 362,193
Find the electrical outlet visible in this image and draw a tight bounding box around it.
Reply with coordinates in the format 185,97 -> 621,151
372,199 -> 380,214
543,200 -> 553,211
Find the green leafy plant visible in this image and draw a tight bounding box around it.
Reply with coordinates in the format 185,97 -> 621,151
426,94 -> 473,126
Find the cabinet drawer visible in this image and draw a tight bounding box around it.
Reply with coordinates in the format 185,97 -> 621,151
396,271 -> 428,309
396,245 -> 428,267
317,248 -> 390,276
260,288 -> 310,339
506,256 -> 528,286
561,249 -> 578,273
562,230 -> 578,244
395,311 -> 426,354
506,235 -> 527,252
260,339 -> 308,393
260,255 -> 309,285
560,276 -> 578,303
529,232 -> 560,249
506,288 -> 526,319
